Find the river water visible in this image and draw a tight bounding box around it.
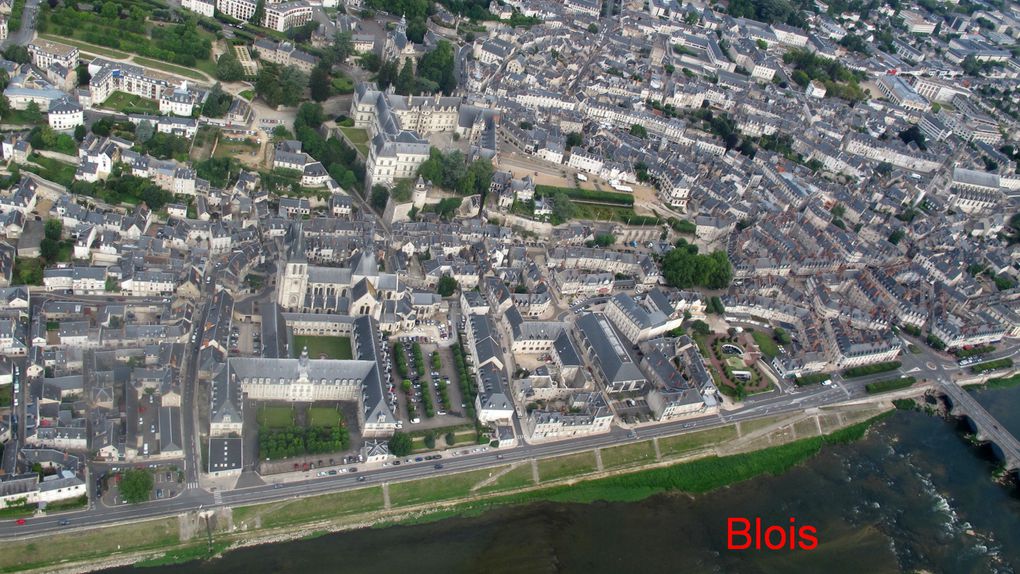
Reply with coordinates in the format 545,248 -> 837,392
110,386 -> 1020,574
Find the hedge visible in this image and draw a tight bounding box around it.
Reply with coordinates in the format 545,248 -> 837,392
534,185 -> 634,206
842,361 -> 902,378
971,358 -> 1013,374
865,377 -> 916,394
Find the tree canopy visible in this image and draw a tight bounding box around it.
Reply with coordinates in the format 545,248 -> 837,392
389,432 -> 413,456
661,240 -> 733,290
438,275 -> 459,296
120,469 -> 153,504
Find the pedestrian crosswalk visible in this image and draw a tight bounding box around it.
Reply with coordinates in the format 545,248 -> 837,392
213,490 -> 223,505
186,481 -> 200,489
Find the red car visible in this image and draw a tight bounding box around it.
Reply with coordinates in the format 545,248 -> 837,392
15,519 -> 26,525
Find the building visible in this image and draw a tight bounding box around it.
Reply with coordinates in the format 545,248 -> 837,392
216,0 -> 311,31
181,0 -> 215,17
47,98 -> 84,131
225,315 -> 398,436
877,75 -> 928,111
28,40 -> 78,71
604,290 -> 683,343
574,313 -> 647,393
806,80 -> 826,99
264,1 -> 313,32
159,81 -> 201,116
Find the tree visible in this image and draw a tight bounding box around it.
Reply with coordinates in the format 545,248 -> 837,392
376,60 -> 399,90
202,83 -> 232,118
271,125 -> 294,142
774,327 -> 792,345
587,23 -> 598,33
74,124 -> 87,142
396,59 -> 415,95
2,45 -> 29,64
424,432 -> 436,449
566,132 -> 583,148
391,178 -> 413,202
309,64 -> 332,102
437,275 -> 459,297
24,101 -> 42,124
120,469 -> 154,504
445,432 -> 456,446
417,40 -> 457,95
327,31 -> 354,66
216,51 -> 245,82
76,63 -> 91,87
132,119 -> 154,145
388,432 -> 413,456
250,0 -> 265,25
690,320 -> 711,336
660,240 -> 732,289
370,185 -> 389,211
45,219 -> 63,242
280,67 -> 308,107
592,233 -> 615,247
630,124 -> 648,138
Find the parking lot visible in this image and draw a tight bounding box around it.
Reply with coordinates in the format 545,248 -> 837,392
99,465 -> 183,506
388,334 -> 468,430
231,321 -> 260,356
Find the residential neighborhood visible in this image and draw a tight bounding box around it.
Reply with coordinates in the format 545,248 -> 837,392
0,0 -> 1018,568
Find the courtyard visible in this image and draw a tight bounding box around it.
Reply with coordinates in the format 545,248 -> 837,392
291,335 -> 354,360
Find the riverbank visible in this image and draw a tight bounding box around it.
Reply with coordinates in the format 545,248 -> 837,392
9,403 -> 893,574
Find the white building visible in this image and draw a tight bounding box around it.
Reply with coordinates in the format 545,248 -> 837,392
47,98 -> 84,131
181,0 -> 215,17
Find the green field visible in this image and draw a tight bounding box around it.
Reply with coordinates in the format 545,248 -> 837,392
308,406 -> 342,427
658,425 -> 738,458
600,441 -> 658,469
537,451 -> 597,482
752,331 -> 780,359
23,154 -> 77,186
339,126 -> 370,157
257,405 -> 294,429
98,91 -> 159,114
292,335 -> 353,360
213,140 -> 259,161
233,486 -> 384,530
389,467 -> 498,507
0,517 -> 179,572
39,34 -> 129,59
134,56 -> 208,81
475,463 -> 536,494
239,90 -> 255,101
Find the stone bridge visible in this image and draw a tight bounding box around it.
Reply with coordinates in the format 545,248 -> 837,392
938,379 -> 1020,472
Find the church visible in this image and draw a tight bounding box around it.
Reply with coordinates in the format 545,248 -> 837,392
277,224 -> 404,316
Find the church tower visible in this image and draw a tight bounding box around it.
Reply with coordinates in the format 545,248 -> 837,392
278,224 -> 309,310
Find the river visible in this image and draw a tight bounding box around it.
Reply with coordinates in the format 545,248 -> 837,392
109,386 -> 1020,574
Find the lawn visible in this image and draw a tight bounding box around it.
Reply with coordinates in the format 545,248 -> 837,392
738,414 -> 791,435
537,451 -> 597,483
1,108 -> 47,125
292,335 -> 353,360
0,517 -> 178,572
134,56 -> 208,81
23,154 -> 77,186
331,74 -> 355,94
213,139 -> 259,160
339,126 -> 370,157
658,425 -> 738,458
308,406 -> 341,427
257,405 -> 294,429
389,467 -> 497,507
234,486 -> 384,530
752,331 -> 780,360
599,440 -> 657,470
475,463 -> 536,494
98,91 -> 159,114
39,34 -> 130,59
239,90 -> 255,101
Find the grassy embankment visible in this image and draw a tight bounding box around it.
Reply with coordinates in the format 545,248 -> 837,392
7,410 -> 890,573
